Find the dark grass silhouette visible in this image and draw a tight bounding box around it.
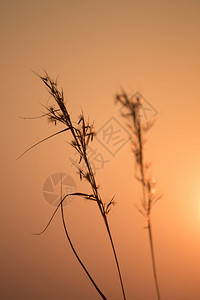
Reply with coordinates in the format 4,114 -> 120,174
18,71 -> 126,300
115,91 -> 162,300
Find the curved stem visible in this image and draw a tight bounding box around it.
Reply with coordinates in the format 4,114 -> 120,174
60,202 -> 107,300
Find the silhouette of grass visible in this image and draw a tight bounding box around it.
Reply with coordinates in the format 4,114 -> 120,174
115,91 -> 162,300
19,71 -> 126,300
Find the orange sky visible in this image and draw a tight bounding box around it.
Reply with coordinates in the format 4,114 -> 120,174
1,0 -> 200,299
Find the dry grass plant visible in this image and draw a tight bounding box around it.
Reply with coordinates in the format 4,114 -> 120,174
18,71 -> 126,300
115,91 -> 162,300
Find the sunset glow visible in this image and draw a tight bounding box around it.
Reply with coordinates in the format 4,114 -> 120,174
1,1 -> 200,300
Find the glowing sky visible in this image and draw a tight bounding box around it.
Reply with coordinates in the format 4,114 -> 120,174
1,1 -> 200,299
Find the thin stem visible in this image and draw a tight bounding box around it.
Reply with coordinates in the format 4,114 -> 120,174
60,201 -> 107,300
103,215 -> 126,300
148,221 -> 161,300
82,147 -> 126,300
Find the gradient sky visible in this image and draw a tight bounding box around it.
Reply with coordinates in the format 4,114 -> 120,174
1,0 -> 200,299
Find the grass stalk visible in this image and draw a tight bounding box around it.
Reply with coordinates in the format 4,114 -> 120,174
20,71 -> 126,300
115,91 -> 162,300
